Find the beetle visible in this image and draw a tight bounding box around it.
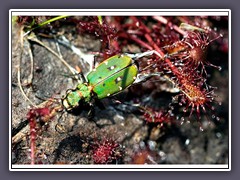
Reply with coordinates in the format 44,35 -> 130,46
62,50 -> 162,112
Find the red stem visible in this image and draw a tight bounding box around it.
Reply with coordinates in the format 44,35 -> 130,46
29,117 -> 36,165
152,16 -> 187,36
129,35 -> 153,50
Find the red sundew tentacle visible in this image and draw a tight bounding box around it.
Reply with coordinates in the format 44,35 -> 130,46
201,105 -> 206,113
189,103 -> 195,117
142,107 -> 173,125
196,105 -> 200,116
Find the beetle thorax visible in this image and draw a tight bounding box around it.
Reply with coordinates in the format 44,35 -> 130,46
62,83 -> 92,111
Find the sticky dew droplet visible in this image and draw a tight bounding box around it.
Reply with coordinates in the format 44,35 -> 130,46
180,117 -> 185,125
216,132 -> 222,138
185,139 -> 190,146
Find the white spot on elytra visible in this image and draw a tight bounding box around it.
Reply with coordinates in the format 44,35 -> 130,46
117,77 -> 122,81
107,93 -> 111,96
119,86 -> 123,90
133,76 -> 136,80
110,66 -> 115,70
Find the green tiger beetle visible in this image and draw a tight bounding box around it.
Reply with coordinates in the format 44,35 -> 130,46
62,50 -> 163,112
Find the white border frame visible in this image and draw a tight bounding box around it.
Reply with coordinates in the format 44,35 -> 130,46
9,9 -> 231,171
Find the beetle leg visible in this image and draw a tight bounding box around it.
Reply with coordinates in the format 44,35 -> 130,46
55,110 -> 67,134
87,104 -> 95,119
125,50 -> 163,60
77,71 -> 87,83
92,56 -> 97,71
134,72 -> 162,84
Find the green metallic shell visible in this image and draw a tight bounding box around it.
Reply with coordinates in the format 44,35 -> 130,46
86,54 -> 138,99
62,54 -> 139,110
90,64 -> 138,99
87,55 -> 134,86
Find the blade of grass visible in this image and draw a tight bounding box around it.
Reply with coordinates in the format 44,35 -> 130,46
23,15 -> 70,37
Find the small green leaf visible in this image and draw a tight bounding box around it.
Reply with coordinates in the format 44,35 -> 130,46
179,23 -> 206,32
97,16 -> 103,25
